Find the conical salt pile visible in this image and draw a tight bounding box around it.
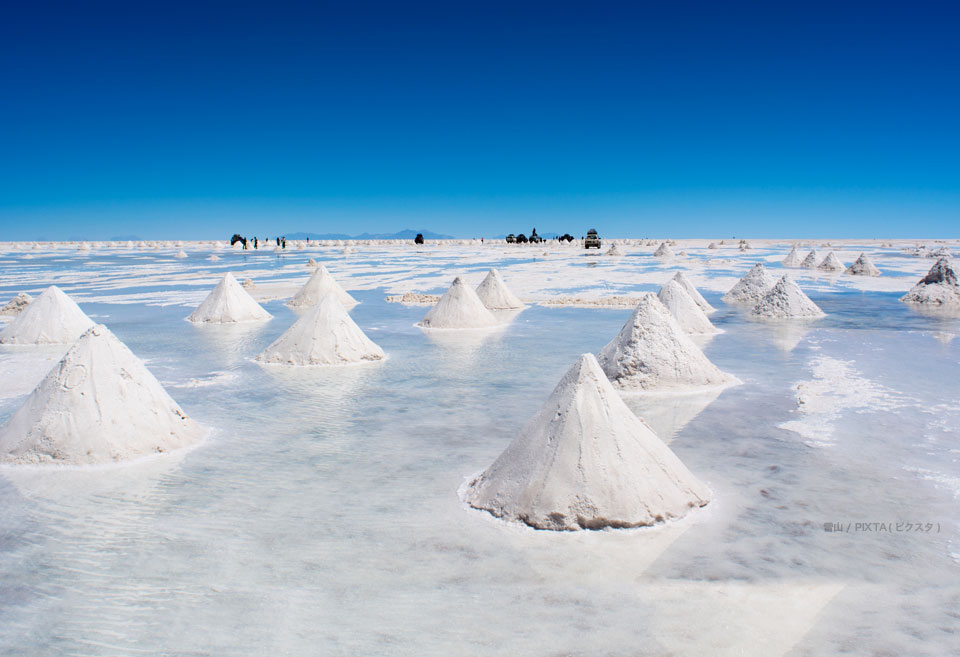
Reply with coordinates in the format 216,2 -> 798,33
0,324 -> 205,464
462,353 -> 710,530
0,292 -> 33,316
605,244 -> 624,256
475,269 -> 524,310
419,277 -> 499,329
256,293 -> 385,366
657,280 -> 718,334
671,271 -> 715,313
782,245 -> 801,267
0,286 -> 94,344
899,258 -> 960,307
800,250 -> 819,268
845,253 -> 881,276
597,293 -> 735,391
722,263 -> 775,305
306,257 -> 318,268
288,264 -> 358,309
174,248 -> 188,259
186,272 -> 272,324
752,275 -> 825,318
654,242 -> 674,258
817,251 -> 845,272
707,242 -> 718,249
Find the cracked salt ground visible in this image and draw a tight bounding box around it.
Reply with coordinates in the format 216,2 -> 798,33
0,241 -> 958,656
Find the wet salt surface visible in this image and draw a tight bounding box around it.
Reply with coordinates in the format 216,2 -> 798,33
0,242 -> 959,656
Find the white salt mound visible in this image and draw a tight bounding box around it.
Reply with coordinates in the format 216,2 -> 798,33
0,324 -> 205,464
462,353 -> 710,530
605,244 -> 624,256
800,250 -> 819,268
671,271 -> 715,313
475,269 -> 524,310
899,258 -> 960,307
174,248 -> 187,259
654,242 -> 674,258
597,293 -> 735,392
0,286 -> 94,344
782,245 -> 801,267
722,263 -> 775,305
845,253 -> 881,276
207,254 -> 220,262
288,264 -> 358,309
752,275 -> 826,318
306,257 -> 318,268
0,292 -> 33,316
657,280 -> 718,335
419,277 -> 499,329
707,242 -> 718,249
187,272 -> 272,324
817,251 -> 845,272
256,293 -> 384,366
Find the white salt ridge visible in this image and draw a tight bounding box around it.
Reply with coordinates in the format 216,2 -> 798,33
800,250 -> 819,268
418,277 -> 499,329
256,293 -> 384,366
845,253 -> 881,276
657,280 -> 718,335
186,272 -> 272,324
0,324 -> 205,464
288,264 -> 358,309
597,293 -> 736,392
0,286 -> 94,344
654,242 -> 675,258
672,271 -> 715,313
899,257 -> 960,307
0,292 -> 33,316
752,275 -> 826,318
721,263 -> 775,305
782,245 -> 802,267
817,251 -> 845,272
475,269 -> 524,310
462,353 -> 710,530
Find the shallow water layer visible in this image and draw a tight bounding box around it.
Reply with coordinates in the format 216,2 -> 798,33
0,242 -> 958,656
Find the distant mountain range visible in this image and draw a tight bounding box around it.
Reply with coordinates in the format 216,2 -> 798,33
283,229 -> 455,241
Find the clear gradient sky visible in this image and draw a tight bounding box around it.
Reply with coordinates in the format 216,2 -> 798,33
1,1 -> 957,240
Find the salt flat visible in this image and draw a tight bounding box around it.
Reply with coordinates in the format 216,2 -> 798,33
0,238 -> 958,656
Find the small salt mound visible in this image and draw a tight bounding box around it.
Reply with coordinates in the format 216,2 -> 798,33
475,269 -> 524,309
418,277 -> 499,329
752,275 -> 825,318
782,245 -> 801,267
289,264 -> 358,309
0,292 -> 33,316
597,293 -> 735,391
657,280 -> 718,334
174,249 -> 188,259
207,254 -> 220,262
77,242 -> 90,251
845,253 -> 881,276
0,286 -> 94,344
462,353 -> 710,530
241,278 -> 256,289
186,272 -> 272,324
306,257 -> 318,268
671,271 -> 715,313
800,250 -> 819,268
256,293 -> 384,366
0,324 -> 204,464
817,251 -> 845,272
654,242 -> 674,258
707,242 -> 718,249
605,244 -> 624,256
899,258 -> 960,306
722,263 -> 775,305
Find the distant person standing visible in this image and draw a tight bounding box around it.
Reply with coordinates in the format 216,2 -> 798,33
254,237 -> 258,249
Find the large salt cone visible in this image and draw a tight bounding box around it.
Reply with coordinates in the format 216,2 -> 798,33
418,277 -> 499,329
671,271 -> 715,313
654,242 -> 674,258
0,324 -> 205,464
721,263 -> 775,305
800,250 -> 819,268
844,253 -> 881,277
899,258 -> 960,306
288,264 -> 358,309
463,353 -> 710,530
781,245 -> 802,267
187,272 -> 272,323
0,286 -> 94,344
597,293 -> 735,392
256,293 -> 385,366
475,269 -> 524,310
657,280 -> 718,335
752,275 -> 825,318
817,251 -> 845,272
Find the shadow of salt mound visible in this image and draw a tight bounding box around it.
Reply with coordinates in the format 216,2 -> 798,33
648,579 -> 844,657
256,356 -> 384,406
754,319 -> 816,352
489,307 -> 526,325
189,320 -> 271,361
622,388 -> 724,444
420,324 -> 508,352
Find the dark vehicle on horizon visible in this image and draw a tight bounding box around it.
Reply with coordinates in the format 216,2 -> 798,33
584,229 -> 601,249
559,233 -> 575,242
515,233 -> 528,243
414,233 -> 424,245
528,228 -> 543,244
505,234 -> 516,243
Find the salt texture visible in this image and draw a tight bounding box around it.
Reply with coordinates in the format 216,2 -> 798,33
752,275 -> 826,318
657,280 -> 718,335
474,269 -> 525,310
186,272 -> 272,324
0,292 -> 33,316
0,324 -> 204,464
721,263 -> 775,305
462,353 -> 710,530
0,286 -> 94,344
845,253 -> 881,276
418,277 -> 499,329
288,264 -> 358,309
671,271 -> 715,313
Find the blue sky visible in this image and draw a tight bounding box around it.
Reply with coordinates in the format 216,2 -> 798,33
1,1 -> 957,239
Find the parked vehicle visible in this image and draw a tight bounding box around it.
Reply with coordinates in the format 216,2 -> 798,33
516,233 -> 528,243
505,234 -> 516,244
559,233 -> 575,242
584,229 -> 602,249
414,233 -> 424,245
